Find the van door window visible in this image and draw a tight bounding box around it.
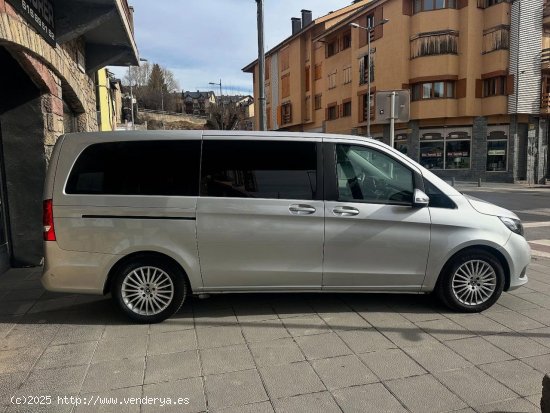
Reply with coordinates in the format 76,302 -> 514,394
335,144 -> 413,205
201,140 -> 318,200
66,140 -> 201,196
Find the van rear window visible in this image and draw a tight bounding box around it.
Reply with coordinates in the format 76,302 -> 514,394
66,140 -> 201,196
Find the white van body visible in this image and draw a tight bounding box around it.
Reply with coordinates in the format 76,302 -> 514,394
42,131 -> 530,322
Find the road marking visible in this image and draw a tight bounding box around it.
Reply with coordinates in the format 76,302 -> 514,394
517,208 -> 550,217
529,240 -> 550,258
523,221 -> 550,228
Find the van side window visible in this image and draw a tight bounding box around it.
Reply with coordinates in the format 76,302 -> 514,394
66,140 -> 201,196
201,140 -> 318,200
335,144 -> 414,205
423,179 -> 457,209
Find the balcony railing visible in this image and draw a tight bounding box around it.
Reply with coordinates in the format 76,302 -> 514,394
543,49 -> 550,72
542,92 -> 550,116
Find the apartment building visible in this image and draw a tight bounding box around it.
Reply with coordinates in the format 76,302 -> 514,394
243,0 -> 548,184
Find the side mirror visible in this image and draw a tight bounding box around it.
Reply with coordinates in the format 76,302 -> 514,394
413,189 -> 430,208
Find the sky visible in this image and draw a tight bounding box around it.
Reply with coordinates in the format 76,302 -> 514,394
110,0 -> 353,96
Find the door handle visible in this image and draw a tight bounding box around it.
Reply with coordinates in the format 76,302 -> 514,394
289,204 -> 316,215
333,206 -> 360,217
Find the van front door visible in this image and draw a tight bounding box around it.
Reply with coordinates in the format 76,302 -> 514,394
197,138 -> 324,290
322,142 -> 431,291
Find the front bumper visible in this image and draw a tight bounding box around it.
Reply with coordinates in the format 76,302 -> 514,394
503,233 -> 531,291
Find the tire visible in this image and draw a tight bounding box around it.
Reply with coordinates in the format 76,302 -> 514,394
436,249 -> 505,313
112,257 -> 187,323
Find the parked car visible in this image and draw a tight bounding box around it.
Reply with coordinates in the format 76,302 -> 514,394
42,131 -> 530,323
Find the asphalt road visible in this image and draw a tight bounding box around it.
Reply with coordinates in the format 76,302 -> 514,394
461,187 -> 550,241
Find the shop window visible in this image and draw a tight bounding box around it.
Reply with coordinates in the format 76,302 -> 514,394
413,0 -> 456,13
482,26 -> 510,54
410,31 -> 458,59
412,81 -> 456,101
419,131 -> 471,170
487,131 -> 508,172
394,135 -> 409,155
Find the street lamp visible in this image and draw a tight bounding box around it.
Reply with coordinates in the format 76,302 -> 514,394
209,79 -> 224,130
128,57 -> 148,130
351,19 -> 389,137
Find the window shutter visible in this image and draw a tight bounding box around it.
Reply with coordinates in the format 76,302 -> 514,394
475,79 -> 483,98
373,7 -> 384,41
506,75 -> 515,95
277,105 -> 282,125
456,79 -> 467,99
359,57 -> 365,85
402,0 -> 413,15
339,104 -> 344,118
325,108 -> 329,120
358,19 -> 368,48
457,0 -> 468,9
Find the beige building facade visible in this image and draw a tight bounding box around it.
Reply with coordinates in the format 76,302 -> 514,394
244,0 -> 549,184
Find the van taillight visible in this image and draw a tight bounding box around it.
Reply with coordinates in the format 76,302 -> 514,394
43,199 -> 56,241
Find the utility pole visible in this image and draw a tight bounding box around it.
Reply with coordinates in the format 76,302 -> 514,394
256,0 -> 267,131
209,79 -> 224,130
389,91 -> 396,148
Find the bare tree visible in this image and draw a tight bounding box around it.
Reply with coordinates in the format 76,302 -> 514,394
206,103 -> 246,130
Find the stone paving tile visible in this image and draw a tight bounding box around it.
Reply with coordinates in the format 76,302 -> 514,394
16,365 -> 88,396
402,341 -> 473,372
51,324 -> 104,345
0,324 -> 59,351
485,309 -> 547,332
281,315 -> 328,337
142,377 -> 206,413
376,321 -> 439,348
35,342 -> 97,370
521,354 -> 550,374
415,318 -> 477,342
474,397 -> 540,412
201,344 -> 255,376
248,338 -> 304,367
517,307 -> 550,327
312,354 -> 378,390
294,332 -> 352,360
148,330 -> 197,355
233,304 -> 278,323
81,357 -> 145,393
496,294 -> 540,311
259,361 -> 325,399
483,333 -> 550,358
433,367 -> 518,407
92,335 -> 147,363
145,350 -> 201,384
273,392 -> 341,413
359,348 -> 426,381
0,372 -> 26,407
337,328 -> 396,354
526,394 -> 543,409
385,374 -> 467,413
445,337 -> 514,365
447,314 -> 512,335
214,401 -> 274,413
526,326 -> 550,348
101,323 -> 149,339
516,292 -> 550,309
0,346 -> 44,374
148,314 -> 194,333
241,319 -> 290,343
76,386 -> 142,413
318,312 -> 371,331
332,382 -> 408,413
479,359 -> 544,397
204,369 -> 268,410
196,325 -> 244,349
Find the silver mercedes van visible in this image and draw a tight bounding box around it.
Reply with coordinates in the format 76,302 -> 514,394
42,131 -> 530,323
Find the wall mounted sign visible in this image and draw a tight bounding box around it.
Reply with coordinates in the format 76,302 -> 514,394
7,0 -> 56,46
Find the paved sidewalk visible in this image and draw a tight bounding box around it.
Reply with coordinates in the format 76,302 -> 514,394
1,260 -> 550,413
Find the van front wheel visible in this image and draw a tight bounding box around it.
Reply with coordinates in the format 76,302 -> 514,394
112,258 -> 187,323
437,250 -> 504,313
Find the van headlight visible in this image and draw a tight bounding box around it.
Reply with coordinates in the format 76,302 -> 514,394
499,216 -> 524,236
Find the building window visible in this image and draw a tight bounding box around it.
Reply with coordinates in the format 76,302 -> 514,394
483,76 -> 506,97
343,66 -> 352,84
305,96 -> 311,121
410,31 -> 458,59
412,81 -> 456,100
342,32 -> 352,50
314,63 -> 322,80
328,71 -> 337,90
314,94 -> 322,110
305,66 -> 310,92
281,102 -> 292,125
326,39 -> 339,57
394,135 -> 409,155
359,54 -> 374,85
419,131 -> 471,170
327,104 -> 338,121
487,131 -> 508,172
477,0 -> 507,8
281,74 -> 290,98
482,26 -> 510,54
342,101 -> 352,117
413,0 -> 457,13
281,47 -> 290,71
265,57 -> 271,80
362,93 -> 375,122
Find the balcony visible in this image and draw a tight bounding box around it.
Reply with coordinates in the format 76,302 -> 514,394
542,93 -> 550,116
543,48 -> 550,73
54,0 -> 139,71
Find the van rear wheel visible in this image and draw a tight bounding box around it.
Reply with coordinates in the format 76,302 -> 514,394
112,257 -> 187,323
437,250 -> 504,313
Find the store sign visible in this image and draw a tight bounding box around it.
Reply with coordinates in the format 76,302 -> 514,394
7,0 -> 55,46
488,150 -> 506,156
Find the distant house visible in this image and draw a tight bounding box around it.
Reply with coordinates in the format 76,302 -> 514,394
182,91 -> 216,116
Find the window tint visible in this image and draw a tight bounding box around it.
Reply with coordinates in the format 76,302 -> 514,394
66,140 -> 201,196
336,144 -> 413,205
201,140 -> 318,200
423,180 -> 456,209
